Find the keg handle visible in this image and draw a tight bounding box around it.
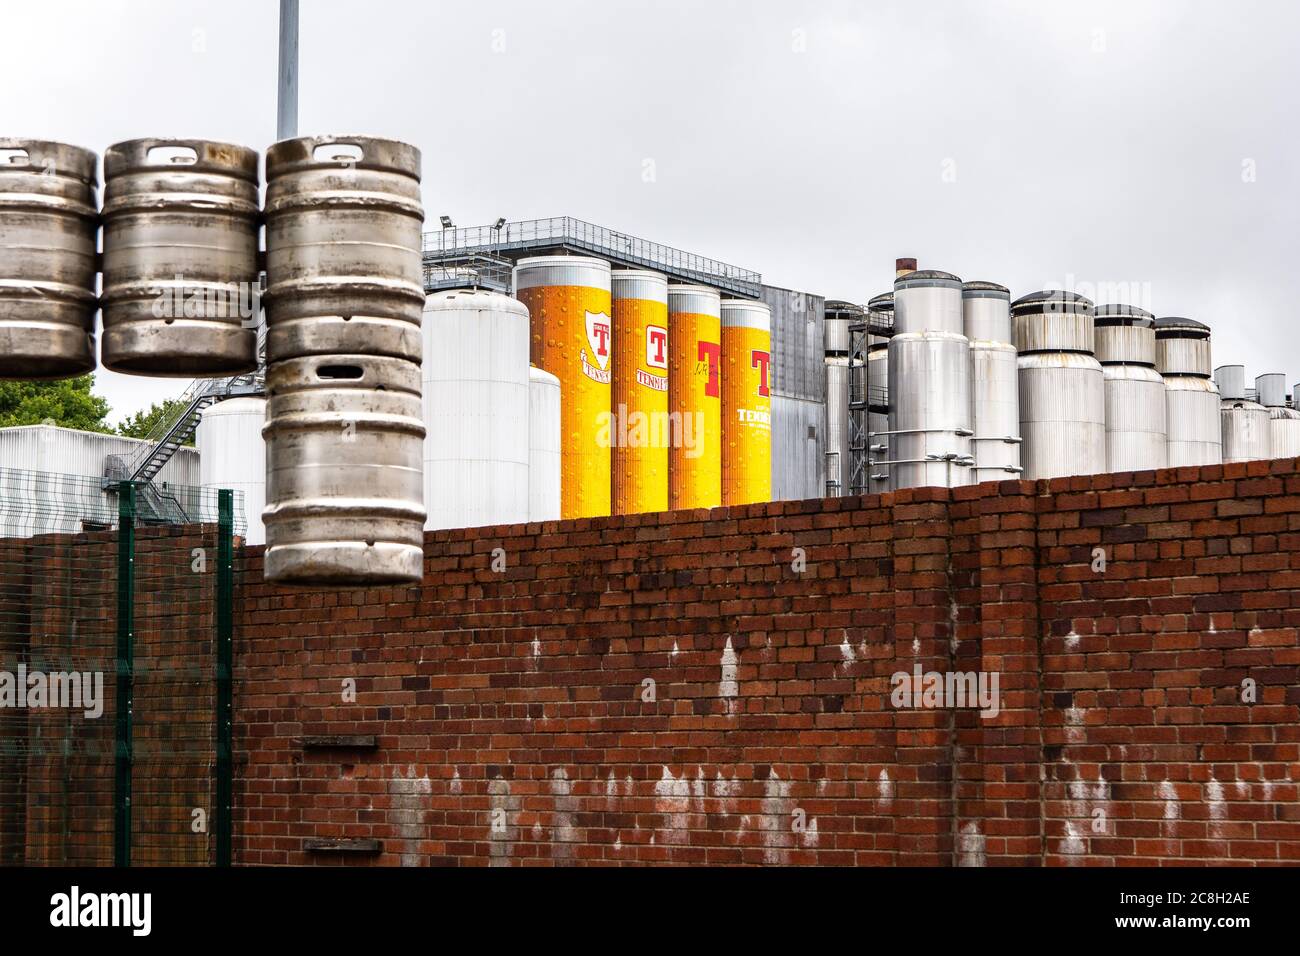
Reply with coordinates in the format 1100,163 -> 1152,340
0,148 -> 31,166
312,141 -> 364,165
145,144 -> 199,165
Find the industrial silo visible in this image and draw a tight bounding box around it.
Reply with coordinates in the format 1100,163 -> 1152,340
0,139 -> 99,378
611,270 -> 670,515
889,271 -> 973,489
1155,317 -> 1222,467
514,256 -> 613,520
823,300 -> 862,496
1013,291 -> 1106,480
865,292 -> 893,491
422,289 -> 530,531
528,365 -> 561,522
197,397 -> 267,545
1257,373 -> 1300,458
667,285 -> 722,510
721,299 -> 772,506
963,281 -> 1021,482
1216,365 -> 1272,463
1095,304 -> 1166,473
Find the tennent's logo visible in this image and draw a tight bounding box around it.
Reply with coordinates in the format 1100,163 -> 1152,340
586,311 -> 611,369
697,340 -> 721,397
751,349 -> 771,397
646,325 -> 668,369
580,311 -> 613,383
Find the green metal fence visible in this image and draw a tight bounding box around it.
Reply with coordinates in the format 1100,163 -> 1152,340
0,469 -> 241,867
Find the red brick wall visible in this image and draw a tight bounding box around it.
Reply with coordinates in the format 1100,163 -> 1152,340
234,459 -> 1300,867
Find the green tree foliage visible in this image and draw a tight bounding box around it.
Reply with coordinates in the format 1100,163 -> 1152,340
0,376 -> 114,433
116,397 -> 192,444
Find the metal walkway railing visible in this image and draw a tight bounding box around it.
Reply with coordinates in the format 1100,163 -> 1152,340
423,216 -> 763,297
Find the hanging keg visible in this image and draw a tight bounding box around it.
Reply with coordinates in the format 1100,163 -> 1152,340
263,135 -> 425,363
100,139 -> 260,375
261,135 -> 427,586
262,353 -> 427,586
0,139 -> 99,378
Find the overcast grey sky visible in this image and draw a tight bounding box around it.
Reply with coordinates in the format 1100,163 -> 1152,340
3,0 -> 1296,422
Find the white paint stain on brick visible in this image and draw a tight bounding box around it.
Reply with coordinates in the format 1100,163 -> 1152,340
712,772 -> 739,815
487,775 -> 517,867
912,638 -> 921,655
1206,775 -> 1227,839
1065,630 -> 1080,651
532,636 -> 542,657
1064,706 -> 1086,743
958,821 -> 986,867
1060,821 -> 1086,860
1159,780 -> 1181,840
878,769 -> 893,809
719,637 -> 739,710
840,638 -> 856,663
760,770 -> 793,865
449,769 -> 462,795
549,769 -> 578,862
671,641 -> 679,660
654,766 -> 690,845
388,765 -> 432,867
801,816 -> 819,848
1235,780 -> 1249,798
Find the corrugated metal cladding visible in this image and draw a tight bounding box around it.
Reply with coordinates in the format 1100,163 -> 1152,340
771,395 -> 822,501
761,284 -> 825,500
761,284 -> 825,402
0,425 -> 199,486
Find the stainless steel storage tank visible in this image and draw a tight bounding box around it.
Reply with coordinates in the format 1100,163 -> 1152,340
894,270 -> 963,335
263,136 -> 425,364
422,289 -> 530,531
1013,291 -> 1106,480
0,139 -> 99,378
1155,317 -> 1221,467
1095,304 -> 1166,473
963,281 -> 1021,482
888,331 -> 973,489
262,354 -> 427,585
1257,373 -> 1300,459
1216,365 -> 1271,463
100,138 -> 259,375
823,300 -> 861,495
528,365 -> 562,522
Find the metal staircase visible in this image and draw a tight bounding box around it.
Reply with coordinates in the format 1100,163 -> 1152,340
121,323 -> 267,488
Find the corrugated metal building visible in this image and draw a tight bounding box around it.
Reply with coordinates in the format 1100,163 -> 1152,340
761,283 -> 826,500
0,424 -> 203,536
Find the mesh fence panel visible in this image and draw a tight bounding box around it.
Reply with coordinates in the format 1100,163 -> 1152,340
0,468 -> 238,867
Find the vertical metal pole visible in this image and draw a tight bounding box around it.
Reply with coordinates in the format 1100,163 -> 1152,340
114,481 -> 136,868
215,490 -> 234,867
277,0 -> 300,140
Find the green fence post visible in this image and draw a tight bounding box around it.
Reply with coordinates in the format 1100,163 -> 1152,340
216,489 -> 234,866
114,481 -> 135,868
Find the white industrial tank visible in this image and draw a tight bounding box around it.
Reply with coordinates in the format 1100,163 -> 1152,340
1095,304 -> 1167,473
423,289 -> 531,531
1156,317 -> 1221,467
197,396 -> 267,545
528,365 -> 562,522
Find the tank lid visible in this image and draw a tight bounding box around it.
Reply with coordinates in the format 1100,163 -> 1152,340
1094,303 -> 1155,326
1011,290 -> 1095,316
961,281 -> 1010,298
895,269 -> 961,290
611,268 -> 668,281
867,292 -> 894,311
1154,316 -> 1210,335
825,299 -> 866,316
